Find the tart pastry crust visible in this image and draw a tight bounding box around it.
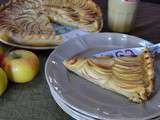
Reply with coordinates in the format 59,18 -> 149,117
0,0 -> 102,46
63,48 -> 155,103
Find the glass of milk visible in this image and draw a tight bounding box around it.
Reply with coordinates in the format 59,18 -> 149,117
108,0 -> 139,33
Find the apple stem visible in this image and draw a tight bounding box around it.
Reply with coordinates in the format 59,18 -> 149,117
12,52 -> 21,59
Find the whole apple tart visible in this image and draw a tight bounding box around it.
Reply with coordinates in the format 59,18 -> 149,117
0,0 -> 102,46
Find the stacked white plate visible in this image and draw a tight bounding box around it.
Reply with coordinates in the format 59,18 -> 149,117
48,82 -> 97,120
45,33 -> 160,120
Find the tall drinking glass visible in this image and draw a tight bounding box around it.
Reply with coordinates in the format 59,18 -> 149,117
108,0 -> 139,33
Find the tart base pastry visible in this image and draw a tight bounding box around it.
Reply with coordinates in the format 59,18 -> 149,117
63,48 -> 155,103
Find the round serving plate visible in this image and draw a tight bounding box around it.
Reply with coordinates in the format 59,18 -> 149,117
0,24 -> 90,50
47,81 -> 96,120
45,32 -> 160,120
0,38 -> 56,50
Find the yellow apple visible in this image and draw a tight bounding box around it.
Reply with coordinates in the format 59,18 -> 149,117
0,67 -> 8,96
2,49 -> 39,83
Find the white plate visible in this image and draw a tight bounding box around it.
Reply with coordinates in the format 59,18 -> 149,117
0,24 -> 90,50
48,81 -> 96,120
46,67 -> 97,120
45,33 -> 160,120
0,38 -> 56,50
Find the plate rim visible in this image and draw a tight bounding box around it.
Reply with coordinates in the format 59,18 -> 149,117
0,38 -> 56,50
47,79 -> 97,120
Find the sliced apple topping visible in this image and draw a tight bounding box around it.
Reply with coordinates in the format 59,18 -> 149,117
42,0 -> 102,31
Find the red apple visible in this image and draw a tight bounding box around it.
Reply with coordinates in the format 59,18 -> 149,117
2,49 -> 39,83
0,46 -> 5,66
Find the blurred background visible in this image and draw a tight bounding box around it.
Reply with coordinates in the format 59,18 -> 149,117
142,0 -> 160,4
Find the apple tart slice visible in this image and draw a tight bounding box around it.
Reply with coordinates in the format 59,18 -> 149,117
63,48 -> 155,103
